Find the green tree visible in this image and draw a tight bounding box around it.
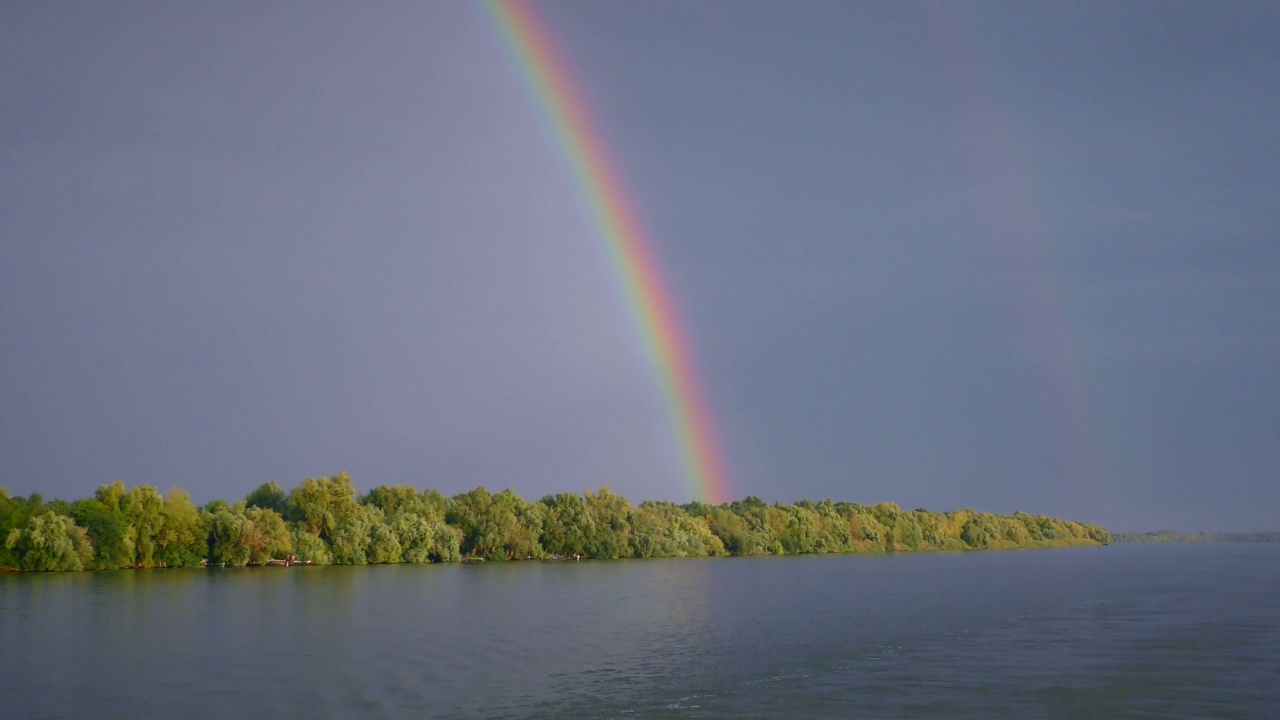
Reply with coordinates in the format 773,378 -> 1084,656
208,504 -> 250,566
729,496 -> 783,555
1,488 -> 47,568
961,513 -> 1000,549
540,493 -> 594,556
389,512 -> 435,563
367,518 -> 403,564
582,487 -> 632,559
775,503 -> 820,554
70,482 -> 136,568
291,526 -> 332,564
630,501 -> 726,558
124,485 -> 165,567
289,472 -> 368,562
245,481 -> 288,515
207,503 -> 291,565
243,505 -> 293,563
328,504 -> 377,565
448,487 -> 544,560
1084,524 -> 1111,544
5,511 -> 94,571
155,488 -> 208,568
362,485 -> 423,517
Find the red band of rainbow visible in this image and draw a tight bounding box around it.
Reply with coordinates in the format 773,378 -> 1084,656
484,0 -> 731,504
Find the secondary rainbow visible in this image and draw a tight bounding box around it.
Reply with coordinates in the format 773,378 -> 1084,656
482,0 -> 731,504
923,3 -> 1110,500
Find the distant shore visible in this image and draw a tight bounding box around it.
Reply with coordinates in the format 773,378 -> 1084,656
1112,530 -> 1279,544
3,476 -> 1110,572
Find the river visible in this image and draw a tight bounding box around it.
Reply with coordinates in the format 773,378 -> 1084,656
2,543 -> 1277,718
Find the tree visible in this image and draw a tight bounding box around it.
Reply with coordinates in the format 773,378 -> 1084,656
390,512 -> 435,564
362,485 -> 422,517
70,482 -> 136,569
448,487 -> 544,560
328,504 -> 377,565
156,488 -> 208,568
775,503 -> 820,554
245,481 -> 288,515
207,503 -> 292,565
291,526 -> 332,564
124,485 -> 165,567
630,501 -> 726,558
961,514 -> 1000,549
367,519 -> 403,564
289,473 -> 365,555
243,505 -> 293,563
540,493 -> 594,556
1,488 -> 47,568
582,487 -> 632,559
728,497 -> 783,555
367,484 -> 460,564
695,505 -> 754,555
5,512 -> 94,571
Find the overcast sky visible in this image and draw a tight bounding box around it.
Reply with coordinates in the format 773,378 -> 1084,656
2,1 -> 1277,531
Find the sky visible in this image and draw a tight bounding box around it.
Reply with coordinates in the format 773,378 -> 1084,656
2,1 -> 1277,532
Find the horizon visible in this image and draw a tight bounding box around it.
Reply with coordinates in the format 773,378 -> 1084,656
3,1 -> 1277,532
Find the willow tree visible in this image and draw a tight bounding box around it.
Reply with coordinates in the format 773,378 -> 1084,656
630,501 -> 726,558
448,487 -> 545,560
124,485 -> 165,568
155,488 -> 207,568
1,488 -> 47,568
581,487 -> 632,559
208,503 -> 292,565
71,482 -> 135,569
289,473 -> 364,551
367,485 -> 460,563
5,511 -> 94,571
245,481 -> 288,515
540,492 -> 594,556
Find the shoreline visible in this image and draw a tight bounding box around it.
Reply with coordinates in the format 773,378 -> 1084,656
0,537 -> 1108,574
2,478 -> 1112,573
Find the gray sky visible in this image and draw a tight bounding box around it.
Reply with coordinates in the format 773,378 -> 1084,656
2,1 -> 1277,531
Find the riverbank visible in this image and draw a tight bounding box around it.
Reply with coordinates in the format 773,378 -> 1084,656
2,477 -> 1110,572
1113,530 -> 1278,544
0,536 -> 1109,573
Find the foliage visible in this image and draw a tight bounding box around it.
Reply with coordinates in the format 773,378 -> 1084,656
208,502 -> 292,566
5,511 -> 94,571
290,527 -> 332,564
0,481 -> 1114,572
245,481 -> 288,515
70,482 -> 136,569
1,489 -> 47,568
124,485 -> 165,568
289,473 -> 363,545
156,488 -> 208,568
448,487 -> 545,560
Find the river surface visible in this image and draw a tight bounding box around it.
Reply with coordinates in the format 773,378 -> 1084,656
2,544 -> 1278,719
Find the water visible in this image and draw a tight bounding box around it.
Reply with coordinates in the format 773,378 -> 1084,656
2,544 -> 1278,719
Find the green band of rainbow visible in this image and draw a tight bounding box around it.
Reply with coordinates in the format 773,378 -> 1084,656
484,0 -> 731,504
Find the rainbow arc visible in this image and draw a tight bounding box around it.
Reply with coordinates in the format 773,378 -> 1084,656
484,0 -> 731,504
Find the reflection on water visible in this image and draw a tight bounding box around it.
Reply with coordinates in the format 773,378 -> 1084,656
2,545 -> 1278,719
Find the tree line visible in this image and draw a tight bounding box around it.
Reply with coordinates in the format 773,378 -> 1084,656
1,474 -> 1111,572
1112,530 -> 1280,544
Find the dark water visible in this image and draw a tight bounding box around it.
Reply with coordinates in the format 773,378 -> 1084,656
3,544 -> 1278,719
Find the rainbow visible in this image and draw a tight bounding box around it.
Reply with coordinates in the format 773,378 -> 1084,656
482,0 -> 731,504
923,3 -> 1110,498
